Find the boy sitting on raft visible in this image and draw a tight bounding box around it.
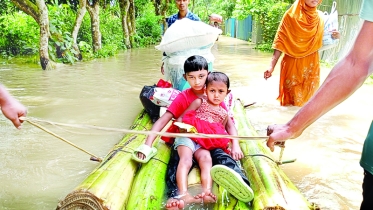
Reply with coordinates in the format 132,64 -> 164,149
135,55 -> 254,209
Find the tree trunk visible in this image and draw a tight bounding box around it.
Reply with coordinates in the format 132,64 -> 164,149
86,0 -> 102,52
71,0 -> 87,60
11,0 -> 55,70
153,0 -> 170,32
119,0 -> 131,48
36,0 -> 52,69
153,0 -> 161,16
128,0 -> 135,48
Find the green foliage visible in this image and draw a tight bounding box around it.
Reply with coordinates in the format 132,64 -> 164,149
135,0 -> 150,18
235,0 -> 289,47
320,59 -> 335,68
46,2 -> 123,61
367,75 -> 373,85
1,0 -> 163,63
78,41 -> 94,59
258,2 -> 288,44
0,0 -> 18,15
167,1 -> 178,17
233,0 -> 251,20
191,0 -> 236,23
48,3 -> 79,63
134,2 -> 162,47
100,5 -> 125,49
94,44 -> 119,58
77,13 -> 93,49
254,43 -> 273,52
48,3 -> 76,36
78,41 -> 92,53
0,12 -> 39,57
49,31 -> 79,63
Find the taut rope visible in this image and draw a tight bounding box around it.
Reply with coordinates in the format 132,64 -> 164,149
20,117 -> 270,163
20,117 -> 268,140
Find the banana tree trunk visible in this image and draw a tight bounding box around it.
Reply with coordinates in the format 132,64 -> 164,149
56,111 -> 152,210
234,100 -> 315,210
57,101 -> 317,210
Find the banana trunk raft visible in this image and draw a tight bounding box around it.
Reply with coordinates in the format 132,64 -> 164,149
56,100 -> 318,210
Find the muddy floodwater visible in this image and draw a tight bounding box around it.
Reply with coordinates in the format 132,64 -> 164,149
0,36 -> 372,209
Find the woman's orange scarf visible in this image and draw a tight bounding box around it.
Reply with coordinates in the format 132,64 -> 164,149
273,0 -> 323,58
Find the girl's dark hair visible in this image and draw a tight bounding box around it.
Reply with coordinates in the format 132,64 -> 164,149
206,72 -> 230,89
184,55 -> 208,73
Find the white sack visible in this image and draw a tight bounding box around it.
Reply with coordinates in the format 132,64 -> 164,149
155,18 -> 222,54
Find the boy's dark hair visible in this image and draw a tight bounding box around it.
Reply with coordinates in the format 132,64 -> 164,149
184,55 -> 208,74
206,72 -> 230,89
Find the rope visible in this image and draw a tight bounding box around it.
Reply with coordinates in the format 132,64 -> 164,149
246,154 -> 277,163
19,117 -> 268,140
21,117 -> 277,165
98,147 -> 135,168
277,142 -> 286,164
24,119 -> 102,162
151,157 -> 168,165
245,141 -> 294,165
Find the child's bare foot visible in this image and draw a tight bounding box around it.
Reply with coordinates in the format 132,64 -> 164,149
165,193 -> 202,209
165,198 -> 184,210
203,191 -> 217,203
180,193 -> 202,205
195,190 -> 216,204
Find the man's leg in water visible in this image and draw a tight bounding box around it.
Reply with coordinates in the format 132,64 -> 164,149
361,170 -> 373,210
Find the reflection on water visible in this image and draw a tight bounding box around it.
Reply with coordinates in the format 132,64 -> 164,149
1,36 -> 371,209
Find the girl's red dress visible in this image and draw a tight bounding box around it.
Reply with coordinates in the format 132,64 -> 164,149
182,98 -> 230,152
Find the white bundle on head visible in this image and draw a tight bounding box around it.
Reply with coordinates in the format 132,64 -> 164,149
155,18 -> 222,54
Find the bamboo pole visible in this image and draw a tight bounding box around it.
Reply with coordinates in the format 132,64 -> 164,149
125,141 -> 170,209
57,110 -> 152,210
56,102 -> 316,210
233,100 -> 313,210
125,121 -> 172,209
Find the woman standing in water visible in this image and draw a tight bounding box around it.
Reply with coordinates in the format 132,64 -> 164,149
264,0 -> 339,106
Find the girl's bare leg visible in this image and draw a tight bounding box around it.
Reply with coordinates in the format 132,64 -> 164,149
194,148 -> 216,203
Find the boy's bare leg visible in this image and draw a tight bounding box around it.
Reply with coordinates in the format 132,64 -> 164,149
176,146 -> 193,197
194,149 -> 216,203
170,146 -> 202,208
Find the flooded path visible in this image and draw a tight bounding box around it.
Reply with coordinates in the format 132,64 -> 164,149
0,36 -> 371,209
